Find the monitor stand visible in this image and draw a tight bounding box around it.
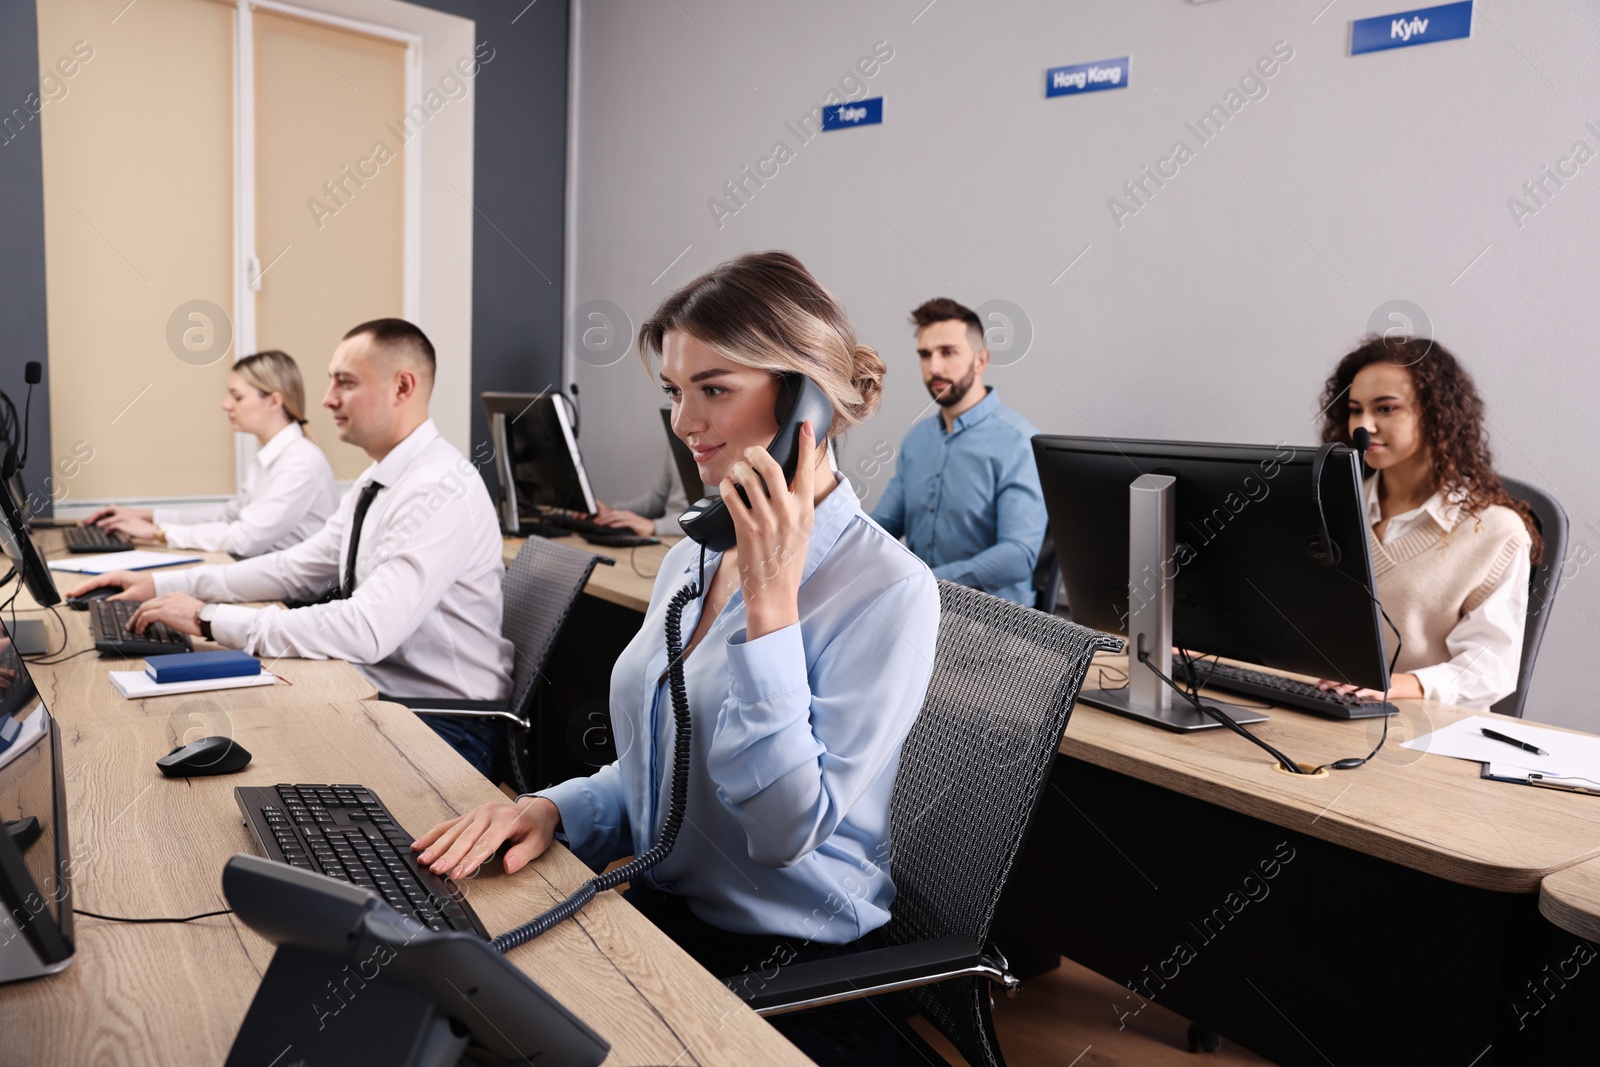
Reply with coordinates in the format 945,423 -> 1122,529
7,620 -> 47,657
1077,473 -> 1270,733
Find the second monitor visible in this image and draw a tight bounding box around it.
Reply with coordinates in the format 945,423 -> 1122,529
481,392 -> 597,536
1034,435 -> 1392,730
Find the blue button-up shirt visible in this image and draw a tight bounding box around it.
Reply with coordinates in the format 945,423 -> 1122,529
538,478 -> 938,944
872,388 -> 1046,606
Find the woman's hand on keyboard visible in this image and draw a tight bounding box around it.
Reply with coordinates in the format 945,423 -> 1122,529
413,796 -> 560,880
1316,672 -> 1424,701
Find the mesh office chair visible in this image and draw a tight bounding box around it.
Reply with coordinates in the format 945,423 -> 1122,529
1492,477 -> 1569,719
729,580 -> 1122,1067
383,536 -> 610,793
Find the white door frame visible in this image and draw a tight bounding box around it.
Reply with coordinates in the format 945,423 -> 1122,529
229,0 -> 475,489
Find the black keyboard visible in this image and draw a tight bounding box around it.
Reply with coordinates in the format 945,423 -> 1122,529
235,783 -> 487,937
65,525 -> 133,552
1200,662 -> 1398,720
580,530 -> 660,548
533,508 -> 616,536
89,598 -> 193,657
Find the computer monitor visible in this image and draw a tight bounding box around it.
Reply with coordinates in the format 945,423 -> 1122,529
0,447 -> 59,608
1033,435 -> 1387,730
0,625 -> 74,983
659,407 -> 708,503
481,392 -> 597,534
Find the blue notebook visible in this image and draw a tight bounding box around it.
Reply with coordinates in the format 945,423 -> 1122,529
144,650 -> 262,685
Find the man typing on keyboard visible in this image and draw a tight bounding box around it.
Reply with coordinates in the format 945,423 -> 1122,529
67,320 -> 514,776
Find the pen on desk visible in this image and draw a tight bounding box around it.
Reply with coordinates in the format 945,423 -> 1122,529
1481,727 -> 1548,758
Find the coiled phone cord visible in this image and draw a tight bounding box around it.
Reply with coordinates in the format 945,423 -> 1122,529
492,580 -> 699,953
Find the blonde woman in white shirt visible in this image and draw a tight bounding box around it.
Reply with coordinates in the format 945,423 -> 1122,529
85,350 -> 338,558
1316,336 -> 1542,709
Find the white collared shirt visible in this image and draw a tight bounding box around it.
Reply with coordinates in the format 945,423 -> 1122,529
1365,474 -> 1530,708
155,419 -> 514,702
153,422 -> 338,558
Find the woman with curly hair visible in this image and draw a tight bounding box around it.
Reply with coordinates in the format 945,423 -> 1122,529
1315,336 -> 1541,708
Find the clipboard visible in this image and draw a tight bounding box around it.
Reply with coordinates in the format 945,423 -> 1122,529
1481,762 -> 1600,796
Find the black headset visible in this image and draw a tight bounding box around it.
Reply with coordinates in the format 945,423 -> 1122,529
1308,427 -> 1369,567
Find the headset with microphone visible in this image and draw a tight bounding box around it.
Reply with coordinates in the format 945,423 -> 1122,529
1308,426 -> 1370,567
0,362 -> 42,482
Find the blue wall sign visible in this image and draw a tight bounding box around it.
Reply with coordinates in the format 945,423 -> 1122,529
822,97 -> 883,131
1046,57 -> 1129,98
1351,1 -> 1472,55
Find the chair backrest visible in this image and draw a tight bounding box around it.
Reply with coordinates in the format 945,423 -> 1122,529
501,537 -> 609,724
885,580 -> 1121,1067
1492,478 -> 1569,718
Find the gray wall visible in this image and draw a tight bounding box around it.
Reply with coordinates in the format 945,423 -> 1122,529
0,1 -> 53,516
566,0 -> 1600,729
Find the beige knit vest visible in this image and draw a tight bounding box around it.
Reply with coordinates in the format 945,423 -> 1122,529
1370,504 -> 1531,675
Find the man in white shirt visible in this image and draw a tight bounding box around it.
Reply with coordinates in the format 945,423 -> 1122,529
70,319 -> 515,774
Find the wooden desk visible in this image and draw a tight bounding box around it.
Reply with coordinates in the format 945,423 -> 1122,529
1058,653 -> 1600,893
503,534 -> 675,614
1542,857 -> 1600,945
0,699 -> 806,1065
1000,653 -> 1600,1066
13,530 -> 376,721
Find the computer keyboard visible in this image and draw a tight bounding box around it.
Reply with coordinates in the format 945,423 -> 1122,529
579,530 -> 660,548
1199,661 -> 1397,720
64,524 -> 133,552
534,508 -> 618,536
89,598 -> 193,657
235,783 -> 487,937
528,508 -> 659,546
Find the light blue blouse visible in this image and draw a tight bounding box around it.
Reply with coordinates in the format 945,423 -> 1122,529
537,477 -> 939,944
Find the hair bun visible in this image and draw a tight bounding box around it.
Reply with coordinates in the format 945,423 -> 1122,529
849,343 -> 885,419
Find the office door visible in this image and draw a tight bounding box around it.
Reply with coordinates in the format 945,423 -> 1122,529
253,9 -> 408,483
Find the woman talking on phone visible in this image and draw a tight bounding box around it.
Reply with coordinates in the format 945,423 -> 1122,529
415,252 -> 938,1064
1316,335 -> 1540,708
85,350 -> 338,558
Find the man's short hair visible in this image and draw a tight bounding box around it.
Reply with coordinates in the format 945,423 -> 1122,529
909,298 -> 985,352
344,318 -> 436,379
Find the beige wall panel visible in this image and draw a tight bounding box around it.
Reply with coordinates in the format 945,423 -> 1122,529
254,10 -> 406,484
38,0 -> 236,501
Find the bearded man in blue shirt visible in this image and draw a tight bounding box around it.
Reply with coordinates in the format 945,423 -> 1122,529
870,297 -> 1048,606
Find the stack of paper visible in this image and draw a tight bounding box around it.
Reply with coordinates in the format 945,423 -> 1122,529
1402,716 -> 1600,779
109,671 -> 277,699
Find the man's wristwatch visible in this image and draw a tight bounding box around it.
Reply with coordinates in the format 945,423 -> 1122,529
197,603 -> 218,641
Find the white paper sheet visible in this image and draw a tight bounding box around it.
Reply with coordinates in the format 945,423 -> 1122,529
1403,716 -> 1600,778
47,550 -> 202,573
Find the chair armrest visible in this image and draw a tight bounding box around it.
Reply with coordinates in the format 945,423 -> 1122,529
724,934 -> 1017,1016
377,695 -> 524,725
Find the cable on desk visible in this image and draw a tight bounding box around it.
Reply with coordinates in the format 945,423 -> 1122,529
74,907 -> 233,924
28,646 -> 98,666
627,542 -> 660,581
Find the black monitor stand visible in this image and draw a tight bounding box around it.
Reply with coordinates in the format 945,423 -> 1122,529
1075,473 -> 1270,733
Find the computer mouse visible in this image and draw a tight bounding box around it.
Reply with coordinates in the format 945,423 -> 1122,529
66,586 -> 119,610
157,736 -> 252,777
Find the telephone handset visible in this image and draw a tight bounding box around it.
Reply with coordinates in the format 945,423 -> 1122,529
678,374 -> 835,552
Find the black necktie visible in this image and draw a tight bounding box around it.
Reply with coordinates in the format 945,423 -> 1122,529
342,480 -> 384,598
